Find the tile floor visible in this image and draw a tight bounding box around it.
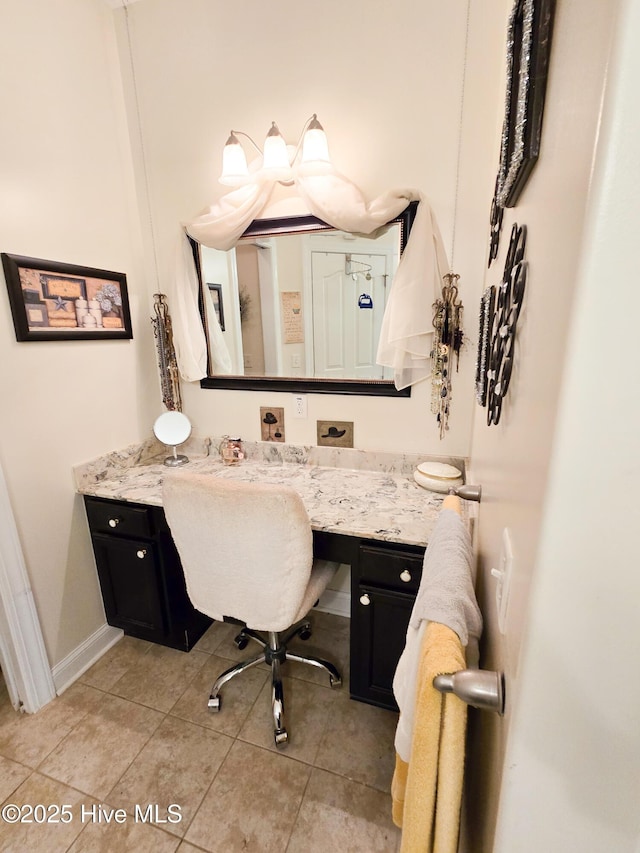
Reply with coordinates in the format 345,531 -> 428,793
0,613 -> 402,852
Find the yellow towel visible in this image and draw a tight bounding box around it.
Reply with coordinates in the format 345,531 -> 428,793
392,620 -> 467,853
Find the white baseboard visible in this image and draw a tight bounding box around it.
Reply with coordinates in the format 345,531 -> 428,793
52,623 -> 123,695
316,589 -> 350,619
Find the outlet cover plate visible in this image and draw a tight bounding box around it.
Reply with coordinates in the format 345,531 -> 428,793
260,407 -> 285,442
316,420 -> 354,448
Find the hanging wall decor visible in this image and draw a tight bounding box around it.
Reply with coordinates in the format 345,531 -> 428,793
151,293 -> 182,412
1,253 -> 132,341
488,0 -> 555,265
431,273 -> 464,439
477,223 -> 528,426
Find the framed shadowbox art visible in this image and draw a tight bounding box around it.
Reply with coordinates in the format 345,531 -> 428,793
496,0 -> 556,209
1,253 -> 133,342
207,282 -> 225,331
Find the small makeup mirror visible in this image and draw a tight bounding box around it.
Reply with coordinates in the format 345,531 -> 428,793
153,411 -> 192,467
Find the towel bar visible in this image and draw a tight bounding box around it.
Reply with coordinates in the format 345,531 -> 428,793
433,668 -> 504,714
448,484 -> 482,502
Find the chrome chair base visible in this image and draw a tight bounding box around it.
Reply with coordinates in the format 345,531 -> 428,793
208,618 -> 342,747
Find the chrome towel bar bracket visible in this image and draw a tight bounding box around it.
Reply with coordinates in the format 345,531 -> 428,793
433,668 -> 505,715
448,484 -> 482,502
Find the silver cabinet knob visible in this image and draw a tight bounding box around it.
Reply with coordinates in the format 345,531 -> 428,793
136,549 -> 147,559
108,518 -> 120,528
359,593 -> 371,606
400,569 -> 412,582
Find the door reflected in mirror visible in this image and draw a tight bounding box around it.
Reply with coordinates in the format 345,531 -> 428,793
195,203 -> 416,397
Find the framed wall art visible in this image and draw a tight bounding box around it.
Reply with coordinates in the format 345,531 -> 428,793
1,253 -> 133,342
495,0 -> 556,209
207,283 -> 225,331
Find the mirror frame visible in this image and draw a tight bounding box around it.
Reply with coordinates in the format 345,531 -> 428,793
193,200 -> 418,396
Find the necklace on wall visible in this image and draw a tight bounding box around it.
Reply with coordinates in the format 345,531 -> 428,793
431,273 -> 464,439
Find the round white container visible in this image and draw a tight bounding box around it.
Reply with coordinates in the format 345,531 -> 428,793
413,461 -> 463,493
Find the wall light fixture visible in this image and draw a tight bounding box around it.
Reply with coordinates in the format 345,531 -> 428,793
219,114 -> 331,186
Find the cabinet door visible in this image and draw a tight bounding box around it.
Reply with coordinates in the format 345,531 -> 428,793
350,584 -> 414,710
91,532 -> 167,638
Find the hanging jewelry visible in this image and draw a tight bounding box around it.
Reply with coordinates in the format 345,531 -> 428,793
431,273 -> 464,439
151,293 -> 182,412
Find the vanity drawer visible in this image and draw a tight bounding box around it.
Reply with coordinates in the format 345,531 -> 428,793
85,496 -> 153,539
358,544 -> 424,594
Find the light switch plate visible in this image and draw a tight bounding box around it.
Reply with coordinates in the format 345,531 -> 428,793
492,527 -> 513,635
316,420 -> 354,448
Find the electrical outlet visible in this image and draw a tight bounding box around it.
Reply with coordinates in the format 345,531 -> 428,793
293,395 -> 307,419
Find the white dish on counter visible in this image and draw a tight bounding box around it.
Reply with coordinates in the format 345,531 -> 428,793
413,461 -> 463,494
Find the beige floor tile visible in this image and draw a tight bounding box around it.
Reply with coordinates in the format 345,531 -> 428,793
170,653 -> 268,738
0,755 -> 31,803
68,817 -> 181,852
0,772 -> 96,853
176,842 -> 209,852
314,692 -> 399,793
0,682 -> 103,768
191,620 -> 238,655
184,740 -> 311,852
238,675 -> 337,764
287,767 -> 401,852
39,693 -> 163,800
110,644 -> 210,713
285,611 -> 350,688
79,636 -> 153,692
106,715 -> 233,837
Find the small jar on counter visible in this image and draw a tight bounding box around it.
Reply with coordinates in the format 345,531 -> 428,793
220,436 -> 244,465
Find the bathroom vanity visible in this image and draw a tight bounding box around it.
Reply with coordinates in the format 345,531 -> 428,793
76,439 -> 460,711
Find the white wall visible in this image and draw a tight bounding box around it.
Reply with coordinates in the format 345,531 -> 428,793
0,0 -> 156,668
463,0 -> 621,848
494,0 -> 640,847
113,0 -> 506,457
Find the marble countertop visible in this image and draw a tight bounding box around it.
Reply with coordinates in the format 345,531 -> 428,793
74,438 -> 465,548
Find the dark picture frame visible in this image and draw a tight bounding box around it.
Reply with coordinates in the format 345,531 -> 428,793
495,0 -> 555,208
207,283 -> 225,331
1,253 -> 133,342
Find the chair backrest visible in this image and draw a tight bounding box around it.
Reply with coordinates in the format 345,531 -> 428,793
162,471 -> 314,631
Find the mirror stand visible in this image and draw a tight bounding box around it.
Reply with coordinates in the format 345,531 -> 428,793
153,411 -> 192,467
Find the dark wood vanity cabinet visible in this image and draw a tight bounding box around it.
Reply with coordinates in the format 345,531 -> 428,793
84,496 -> 211,651
350,540 -> 425,710
85,497 -> 424,706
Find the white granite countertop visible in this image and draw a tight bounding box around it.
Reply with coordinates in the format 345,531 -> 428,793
74,438 -> 465,548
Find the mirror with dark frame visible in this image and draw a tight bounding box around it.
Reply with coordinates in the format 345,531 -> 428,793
192,200 -> 417,396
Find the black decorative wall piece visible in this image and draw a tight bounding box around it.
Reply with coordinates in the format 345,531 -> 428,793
476,223 -> 527,425
488,0 -> 555,266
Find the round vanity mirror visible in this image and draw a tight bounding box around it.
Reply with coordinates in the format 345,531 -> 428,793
153,411 -> 192,467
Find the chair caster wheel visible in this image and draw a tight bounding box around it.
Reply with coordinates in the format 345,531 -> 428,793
299,628 -> 312,641
274,729 -> 288,747
234,633 -> 249,650
329,676 -> 342,688
208,696 -> 221,712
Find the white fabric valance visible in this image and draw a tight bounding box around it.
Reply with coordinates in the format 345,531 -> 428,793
172,168 -> 449,389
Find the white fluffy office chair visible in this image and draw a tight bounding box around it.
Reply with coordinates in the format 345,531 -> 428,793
162,471 -> 342,746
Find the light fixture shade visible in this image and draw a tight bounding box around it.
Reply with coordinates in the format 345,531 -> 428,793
299,114 -> 332,175
219,131 -> 249,186
262,122 -> 293,181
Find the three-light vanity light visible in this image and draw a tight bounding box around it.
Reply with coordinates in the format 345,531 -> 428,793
219,114 -> 331,186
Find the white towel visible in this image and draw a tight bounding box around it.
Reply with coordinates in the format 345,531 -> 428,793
393,508 -> 482,762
